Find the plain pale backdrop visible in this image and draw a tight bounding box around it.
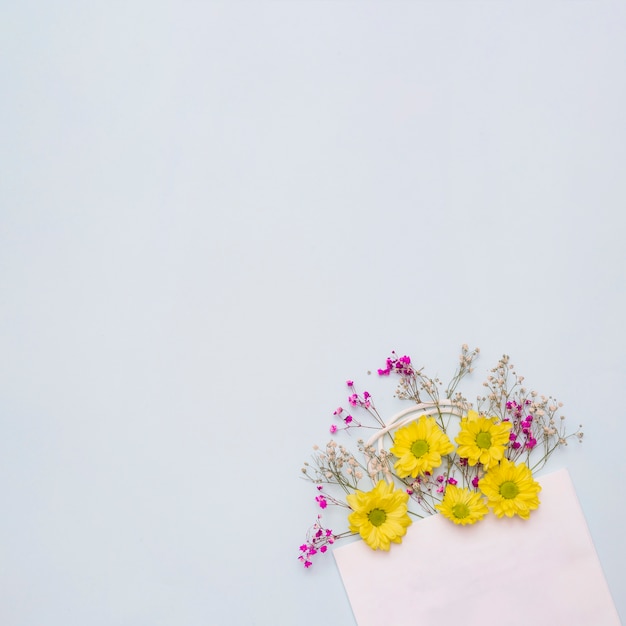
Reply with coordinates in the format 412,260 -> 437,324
1,2 -> 624,625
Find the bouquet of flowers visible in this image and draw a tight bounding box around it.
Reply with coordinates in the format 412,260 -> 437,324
298,345 -> 583,568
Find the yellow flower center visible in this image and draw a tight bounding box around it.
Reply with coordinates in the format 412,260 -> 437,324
452,503 -> 470,519
500,480 -> 520,499
410,439 -> 429,458
368,508 -> 387,527
475,431 -> 492,449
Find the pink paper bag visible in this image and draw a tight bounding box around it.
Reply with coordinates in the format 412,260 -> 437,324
334,469 -> 620,626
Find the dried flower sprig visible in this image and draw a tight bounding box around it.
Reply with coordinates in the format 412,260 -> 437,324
299,346 -> 583,567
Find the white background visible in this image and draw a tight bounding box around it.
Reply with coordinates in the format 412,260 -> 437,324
1,2 -> 624,625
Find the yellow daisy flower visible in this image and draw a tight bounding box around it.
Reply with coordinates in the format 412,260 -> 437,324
346,480 -> 412,550
389,416 -> 455,478
455,415 -> 511,469
479,458 -> 541,519
436,484 -> 489,525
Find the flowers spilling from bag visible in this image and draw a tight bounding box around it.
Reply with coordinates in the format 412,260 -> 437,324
298,346 -> 583,567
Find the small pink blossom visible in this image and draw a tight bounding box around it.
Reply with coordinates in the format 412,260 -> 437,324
299,520 -> 336,568
346,380 -> 354,387
329,424 -> 337,434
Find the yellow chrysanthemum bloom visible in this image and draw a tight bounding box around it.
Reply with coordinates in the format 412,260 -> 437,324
346,480 -> 412,550
389,416 -> 455,478
455,414 -> 511,469
479,458 -> 541,519
436,484 -> 489,525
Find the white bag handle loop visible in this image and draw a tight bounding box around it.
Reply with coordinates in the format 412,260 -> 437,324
365,399 -> 469,453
